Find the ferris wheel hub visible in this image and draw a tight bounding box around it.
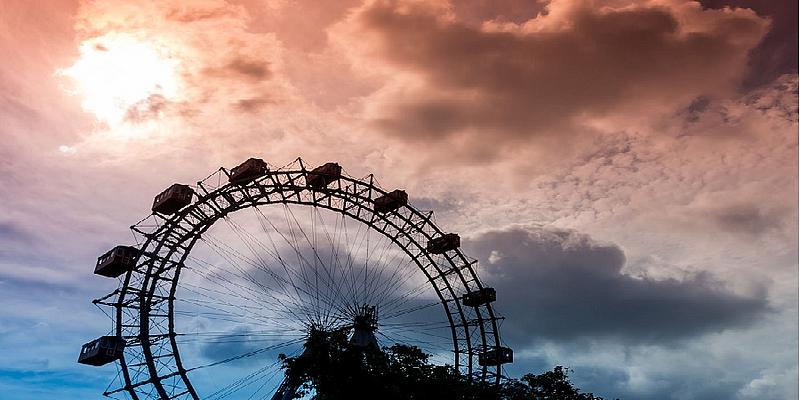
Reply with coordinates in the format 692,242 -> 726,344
350,305 -> 379,348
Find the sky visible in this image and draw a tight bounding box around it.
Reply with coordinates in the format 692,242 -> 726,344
0,0 -> 797,399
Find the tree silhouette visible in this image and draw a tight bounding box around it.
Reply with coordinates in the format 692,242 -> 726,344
278,330 -> 614,399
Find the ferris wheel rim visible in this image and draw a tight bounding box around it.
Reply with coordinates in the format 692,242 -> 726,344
104,158 -> 503,399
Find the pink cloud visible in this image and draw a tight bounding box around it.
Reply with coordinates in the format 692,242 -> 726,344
335,0 -> 769,160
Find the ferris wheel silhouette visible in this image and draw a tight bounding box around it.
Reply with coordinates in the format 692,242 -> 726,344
79,157 -> 512,399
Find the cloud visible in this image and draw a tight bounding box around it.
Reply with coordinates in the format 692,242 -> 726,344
226,58 -> 272,81
449,0 -> 547,25
64,0 -> 293,128
0,222 -> 33,245
0,0 -> 794,398
340,0 -> 769,159
465,226 -> 769,345
199,326 -> 277,365
700,0 -> 798,89
710,204 -> 789,237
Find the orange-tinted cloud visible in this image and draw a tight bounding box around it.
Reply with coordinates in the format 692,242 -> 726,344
340,0 -> 769,159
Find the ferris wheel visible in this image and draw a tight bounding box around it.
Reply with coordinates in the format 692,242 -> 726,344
78,157 -> 513,399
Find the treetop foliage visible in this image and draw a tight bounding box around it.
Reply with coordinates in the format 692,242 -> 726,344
278,329 -> 615,400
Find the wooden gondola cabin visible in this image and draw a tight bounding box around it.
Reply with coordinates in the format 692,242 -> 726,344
374,190 -> 408,213
94,245 -> 139,278
77,336 -> 126,366
152,183 -> 194,215
306,162 -> 342,189
426,233 -> 460,254
229,158 -> 268,184
478,346 -> 513,366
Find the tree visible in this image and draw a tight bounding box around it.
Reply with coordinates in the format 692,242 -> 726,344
279,330 -> 614,399
500,366 -> 611,400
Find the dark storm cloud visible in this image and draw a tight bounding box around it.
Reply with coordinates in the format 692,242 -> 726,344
701,0 -> 798,89
465,227 -> 769,345
354,0 -> 768,150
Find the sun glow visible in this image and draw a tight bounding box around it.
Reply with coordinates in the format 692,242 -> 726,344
60,33 -> 181,127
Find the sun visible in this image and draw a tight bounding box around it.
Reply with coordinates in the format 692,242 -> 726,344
60,33 -> 181,127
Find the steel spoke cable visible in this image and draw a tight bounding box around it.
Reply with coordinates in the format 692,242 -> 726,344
251,206 -> 327,315
306,203 -> 372,328
193,235 -> 308,317
174,297 -> 298,332
179,266 -> 304,321
181,261 -> 311,326
176,334 -> 304,341
364,241 -> 426,310
382,299 -> 442,320
377,329 -> 452,355
325,210 -> 364,320
200,225 -> 296,295
251,204 -> 347,325
196,232 -> 318,325
237,208 -> 323,314
339,212 -> 375,314
363,244 -> 416,313
176,337 -> 305,345
179,269 -> 310,329
175,283 -> 304,331
310,205 -> 322,327
204,355 -> 285,400
283,203 -> 354,326
178,287 -> 296,320
219,217 -> 319,324
176,294 -> 299,327
212,216 -> 308,306
185,337 -> 305,372
379,276 -> 440,318
381,325 -> 452,342
374,245 -> 430,297
186,261 -> 315,327
330,212 -> 363,317
178,278 -> 302,325
355,212 -> 408,308
308,205 -> 354,329
367,240 -> 410,312
211,346 -> 302,400
368,264 -> 418,314
282,202 -> 323,326
279,204 -> 322,325
191,237 -> 298,309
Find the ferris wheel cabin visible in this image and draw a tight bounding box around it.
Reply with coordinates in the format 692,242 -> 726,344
94,245 -> 139,278
229,158 -> 269,184
152,183 -> 194,215
426,233 -> 461,254
77,336 -> 126,366
306,162 -> 342,188
374,189 -> 408,213
461,287 -> 497,307
478,346 -> 514,366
